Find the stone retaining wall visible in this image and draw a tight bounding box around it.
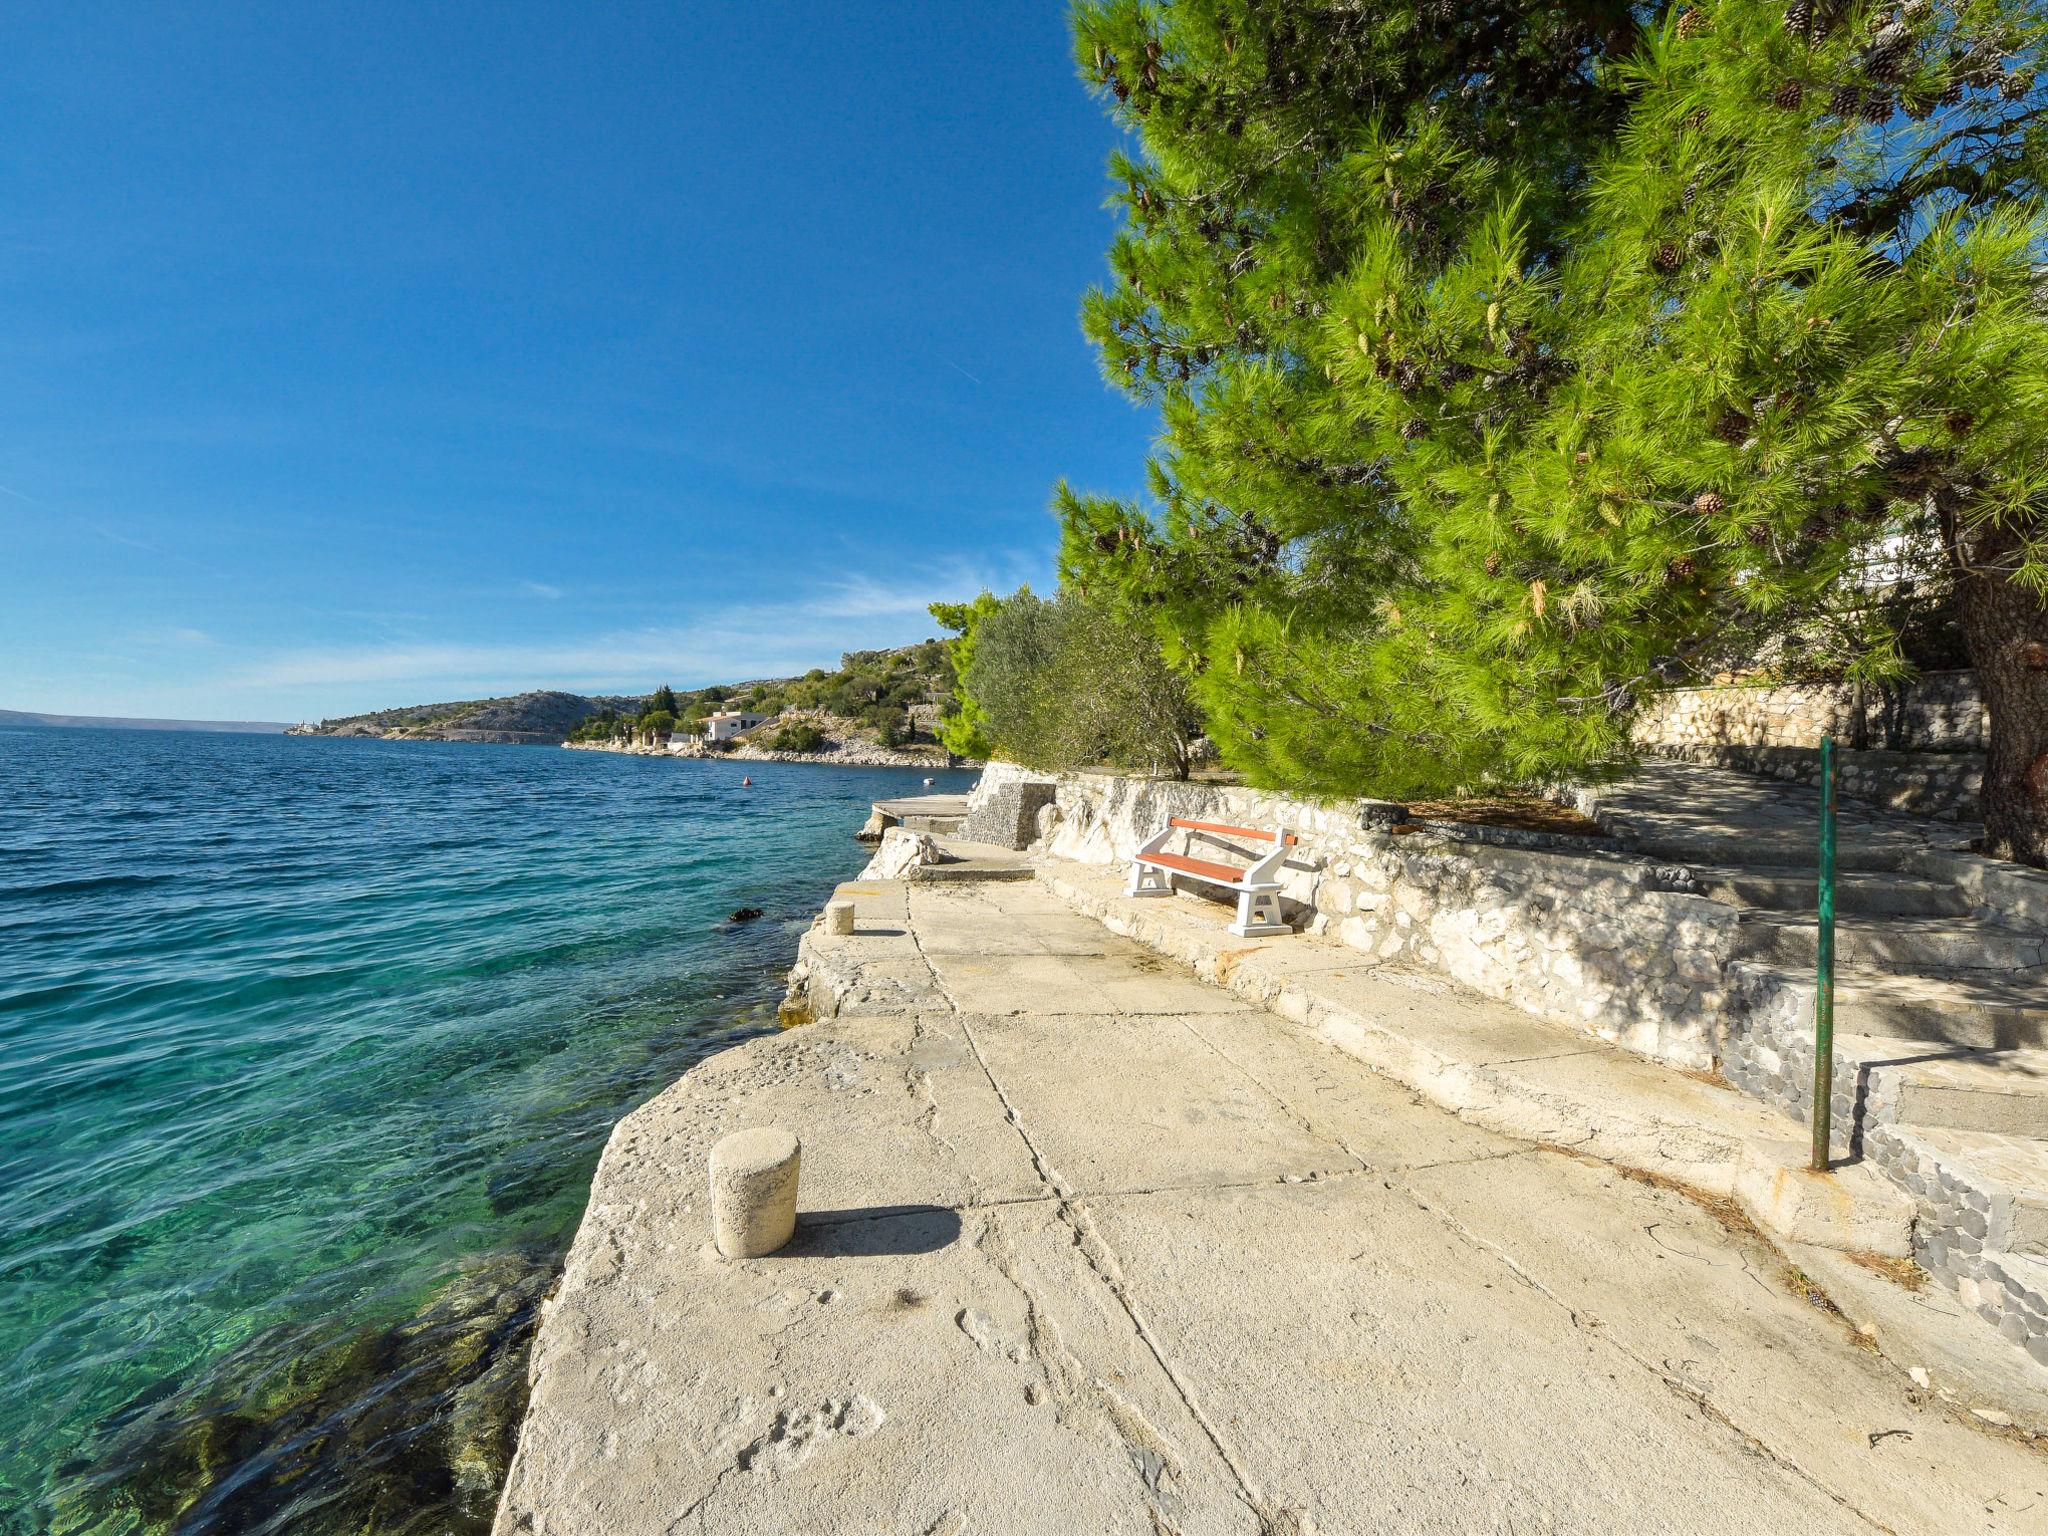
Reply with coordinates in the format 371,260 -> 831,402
1631,671 -> 1983,753
1722,967 -> 2048,1357
978,763 -> 1740,1068
1654,743 -> 1984,822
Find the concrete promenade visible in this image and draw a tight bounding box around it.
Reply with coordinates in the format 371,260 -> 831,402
499,876 -> 2047,1535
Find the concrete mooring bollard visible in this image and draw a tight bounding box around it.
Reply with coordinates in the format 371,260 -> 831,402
709,1127 -> 802,1259
825,899 -> 856,936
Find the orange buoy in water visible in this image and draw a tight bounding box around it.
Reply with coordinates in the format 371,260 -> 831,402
741,776 -> 752,786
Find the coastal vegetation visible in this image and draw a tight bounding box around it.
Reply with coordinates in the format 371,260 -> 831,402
990,0 -> 2048,864
935,589 -> 1204,778
323,643 -> 960,753
769,721 -> 828,753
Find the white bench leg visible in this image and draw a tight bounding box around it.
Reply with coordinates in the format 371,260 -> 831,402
1126,863 -> 1174,898
1229,887 -> 1290,937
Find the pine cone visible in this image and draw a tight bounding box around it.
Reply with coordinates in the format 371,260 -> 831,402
1773,80 -> 1805,110
1946,409 -> 1975,437
1374,355 -> 1394,381
1394,359 -> 1422,391
1400,419 -> 1428,441
2002,71 -> 2034,102
1860,90 -> 1894,124
1861,22 -> 1913,84
1714,412 -> 1752,445
1783,0 -> 1813,35
1669,556 -> 1697,579
1745,523 -> 1773,546
1484,552 -> 1502,575
1695,490 -> 1725,515
1829,84 -> 1862,117
1652,241 -> 1683,274
1676,10 -> 1708,39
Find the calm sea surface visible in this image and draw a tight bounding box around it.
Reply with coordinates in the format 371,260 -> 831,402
0,729 -> 977,1534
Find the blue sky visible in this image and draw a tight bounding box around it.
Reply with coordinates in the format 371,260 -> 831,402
0,2 -> 1154,721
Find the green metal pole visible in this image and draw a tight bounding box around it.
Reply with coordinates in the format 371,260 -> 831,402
1811,735 -> 1838,1173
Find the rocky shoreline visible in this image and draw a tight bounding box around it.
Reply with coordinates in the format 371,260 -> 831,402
562,739 -> 970,770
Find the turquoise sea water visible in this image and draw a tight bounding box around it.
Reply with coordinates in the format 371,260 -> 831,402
0,729 -> 976,1534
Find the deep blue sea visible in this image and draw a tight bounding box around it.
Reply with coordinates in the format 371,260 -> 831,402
0,728 -> 976,1535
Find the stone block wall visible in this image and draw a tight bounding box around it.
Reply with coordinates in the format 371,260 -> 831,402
958,779 -> 1058,850
1723,966 -> 2048,1356
1655,743 -> 1984,822
977,763 -> 1741,1068
1631,671 -> 1984,754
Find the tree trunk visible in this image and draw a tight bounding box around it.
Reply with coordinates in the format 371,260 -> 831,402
1949,515 -> 2048,867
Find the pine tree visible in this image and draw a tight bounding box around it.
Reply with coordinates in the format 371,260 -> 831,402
1061,0 -> 2048,865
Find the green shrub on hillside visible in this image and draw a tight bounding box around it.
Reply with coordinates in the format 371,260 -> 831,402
770,722 -> 827,753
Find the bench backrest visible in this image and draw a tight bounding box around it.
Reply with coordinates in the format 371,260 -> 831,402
1169,817 -> 1298,847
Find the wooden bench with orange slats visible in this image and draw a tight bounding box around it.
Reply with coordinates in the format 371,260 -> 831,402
1126,816 -> 1298,937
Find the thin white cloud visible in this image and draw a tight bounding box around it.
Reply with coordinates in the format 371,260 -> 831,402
518,580 -> 564,600
220,555 -> 1049,709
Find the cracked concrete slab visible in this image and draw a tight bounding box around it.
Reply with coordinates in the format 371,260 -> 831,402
1403,1150 -> 2048,1532
1175,1008 -> 1519,1174
1082,1178 -> 1874,1533
906,882 -> 1122,957
504,858 -> 2048,1536
927,950 -> 1251,1017
965,1012 -> 1348,1195
504,1198 -> 1260,1536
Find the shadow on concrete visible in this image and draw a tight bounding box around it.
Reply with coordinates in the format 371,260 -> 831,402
789,1205 -> 963,1257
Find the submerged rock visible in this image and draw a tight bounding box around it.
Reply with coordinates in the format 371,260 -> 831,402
72,1246 -> 555,1536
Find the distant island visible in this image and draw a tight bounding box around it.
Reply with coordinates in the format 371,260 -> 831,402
0,709 -> 290,734
290,641 -> 964,761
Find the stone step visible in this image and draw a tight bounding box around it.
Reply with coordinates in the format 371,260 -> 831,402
1897,1128 -> 2048,1259
1833,974 -> 2048,1051
1689,865 -> 1973,917
1623,834 -> 1912,874
1732,911 -> 2048,975
1990,1253 -> 2048,1368
1838,1034 -> 2048,1137
1864,1125 -> 2048,1359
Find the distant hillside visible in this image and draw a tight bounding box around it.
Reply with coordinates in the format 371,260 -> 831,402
292,690 -> 641,743
293,641 -> 960,748
0,709 -> 290,734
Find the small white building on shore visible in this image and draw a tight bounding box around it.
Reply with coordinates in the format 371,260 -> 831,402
702,709 -> 768,743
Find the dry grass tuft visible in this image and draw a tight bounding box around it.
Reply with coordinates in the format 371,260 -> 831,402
1847,1250 -> 1928,1291
1403,791 -> 1605,837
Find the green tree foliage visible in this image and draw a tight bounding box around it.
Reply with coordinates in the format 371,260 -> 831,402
961,589 -> 1205,777
640,709 -> 677,736
567,708 -> 628,743
1063,0 -> 2048,863
771,721 -> 828,753
929,591 -> 1011,757
644,684 -> 679,718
